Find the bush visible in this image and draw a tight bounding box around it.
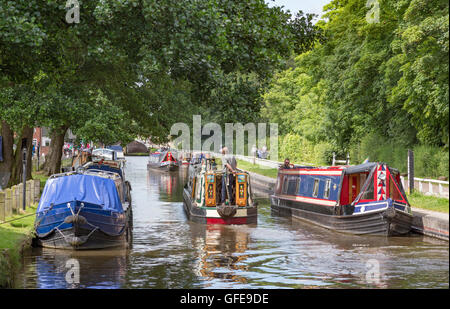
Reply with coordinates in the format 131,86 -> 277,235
349,133 -> 449,179
279,134 -> 334,166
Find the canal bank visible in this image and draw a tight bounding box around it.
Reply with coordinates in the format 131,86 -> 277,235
0,205 -> 37,288
0,178 -> 42,288
246,170 -> 449,241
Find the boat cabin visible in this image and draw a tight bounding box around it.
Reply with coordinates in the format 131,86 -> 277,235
187,160 -> 252,208
275,162 -> 409,215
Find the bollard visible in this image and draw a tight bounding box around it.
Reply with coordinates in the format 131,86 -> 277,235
5,188 -> 12,217
0,191 -> 5,222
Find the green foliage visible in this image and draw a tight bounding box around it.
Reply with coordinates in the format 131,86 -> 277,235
349,132 -> 449,179
2,0 -> 320,175
262,0 -> 448,177
279,133 -> 334,165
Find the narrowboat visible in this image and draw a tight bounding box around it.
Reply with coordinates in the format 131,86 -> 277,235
34,168 -> 133,250
270,162 -> 413,236
106,145 -> 126,160
147,148 -> 180,171
183,159 -> 258,224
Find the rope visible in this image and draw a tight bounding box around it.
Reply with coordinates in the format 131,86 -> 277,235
0,212 -> 36,225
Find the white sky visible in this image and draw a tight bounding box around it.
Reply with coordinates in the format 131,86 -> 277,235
266,0 -> 331,18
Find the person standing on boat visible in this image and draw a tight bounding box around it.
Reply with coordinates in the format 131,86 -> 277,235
220,147 -> 237,205
281,158 -> 291,169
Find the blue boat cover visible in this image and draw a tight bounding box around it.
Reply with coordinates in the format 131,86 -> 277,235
37,174 -> 123,213
106,145 -> 123,152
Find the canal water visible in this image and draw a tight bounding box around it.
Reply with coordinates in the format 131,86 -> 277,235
18,156 -> 449,288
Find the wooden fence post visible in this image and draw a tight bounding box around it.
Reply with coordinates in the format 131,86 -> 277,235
0,191 -> 5,222
5,188 -> 12,217
34,179 -> 41,203
18,183 -> 23,212
407,149 -> 414,194
14,185 -> 20,213
26,180 -> 32,207
11,186 -> 16,214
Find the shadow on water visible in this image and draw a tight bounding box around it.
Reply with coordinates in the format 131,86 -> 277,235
17,157 -> 449,289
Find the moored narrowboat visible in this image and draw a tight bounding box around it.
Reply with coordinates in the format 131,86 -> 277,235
183,159 -> 258,224
34,169 -> 133,250
270,162 -> 413,236
147,148 -> 180,171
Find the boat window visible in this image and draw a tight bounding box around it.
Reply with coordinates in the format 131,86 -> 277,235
282,176 -> 289,194
312,179 -> 320,197
287,176 -> 299,195
296,177 -> 301,194
360,175 -> 375,200
324,179 -> 331,199
388,173 -> 405,202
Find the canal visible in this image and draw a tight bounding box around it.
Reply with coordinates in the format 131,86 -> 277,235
18,156 -> 449,288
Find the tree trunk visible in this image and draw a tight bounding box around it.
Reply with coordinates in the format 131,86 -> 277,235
0,120 -> 14,189
8,126 -> 33,187
42,126 -> 68,176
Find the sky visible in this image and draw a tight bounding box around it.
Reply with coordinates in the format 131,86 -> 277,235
266,0 -> 331,18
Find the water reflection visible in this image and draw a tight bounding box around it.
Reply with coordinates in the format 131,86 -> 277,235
190,223 -> 251,285
147,167 -> 188,202
22,248 -> 128,289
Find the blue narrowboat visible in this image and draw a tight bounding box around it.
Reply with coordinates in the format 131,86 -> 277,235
34,166 -> 132,250
271,162 -> 413,236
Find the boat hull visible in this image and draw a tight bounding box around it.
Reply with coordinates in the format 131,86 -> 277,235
36,225 -> 132,250
183,188 -> 257,225
147,162 -> 179,172
271,195 -> 412,236
35,203 -> 132,250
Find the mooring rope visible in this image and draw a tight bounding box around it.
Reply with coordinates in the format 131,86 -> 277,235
0,213 -> 36,225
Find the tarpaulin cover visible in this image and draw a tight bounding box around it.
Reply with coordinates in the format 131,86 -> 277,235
37,174 -> 123,213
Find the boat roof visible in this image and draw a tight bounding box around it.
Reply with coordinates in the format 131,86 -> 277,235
37,173 -> 123,213
85,162 -> 123,178
106,145 -> 123,151
282,162 -> 399,176
343,162 -> 378,174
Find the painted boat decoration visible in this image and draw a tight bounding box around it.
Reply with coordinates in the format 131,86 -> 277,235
270,162 -> 413,236
147,148 -> 180,171
34,168 -> 133,250
183,159 -> 258,224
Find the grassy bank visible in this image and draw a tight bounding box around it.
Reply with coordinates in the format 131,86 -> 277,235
236,159 -> 278,178
125,152 -> 149,156
407,192 -> 449,213
0,204 -> 37,288
0,171 -> 46,287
